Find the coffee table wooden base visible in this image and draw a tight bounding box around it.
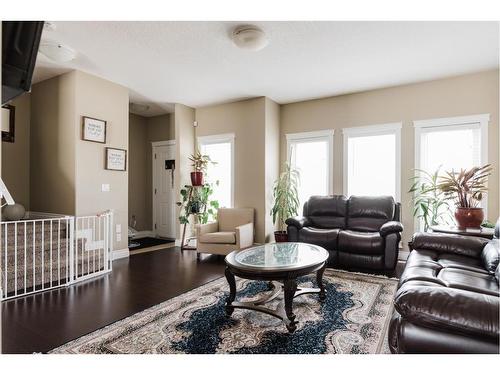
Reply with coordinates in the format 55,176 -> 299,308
224,265 -> 326,333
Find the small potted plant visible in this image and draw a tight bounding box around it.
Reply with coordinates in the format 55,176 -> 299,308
270,161 -> 300,242
437,164 -> 492,229
189,150 -> 215,186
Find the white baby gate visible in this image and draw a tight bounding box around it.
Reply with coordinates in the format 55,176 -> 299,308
0,211 -> 113,300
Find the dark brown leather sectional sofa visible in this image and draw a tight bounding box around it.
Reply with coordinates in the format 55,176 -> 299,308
389,219 -> 500,354
286,195 -> 403,272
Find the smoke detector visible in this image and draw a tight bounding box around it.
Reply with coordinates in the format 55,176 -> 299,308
231,25 -> 269,51
39,40 -> 76,63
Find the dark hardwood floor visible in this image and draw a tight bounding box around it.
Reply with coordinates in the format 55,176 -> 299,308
1,248 -> 225,354
1,247 -> 405,354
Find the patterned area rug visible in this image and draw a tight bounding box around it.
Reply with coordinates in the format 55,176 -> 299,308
50,269 -> 397,354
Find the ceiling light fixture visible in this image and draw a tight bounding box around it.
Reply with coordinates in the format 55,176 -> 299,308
39,40 -> 76,63
232,25 -> 269,51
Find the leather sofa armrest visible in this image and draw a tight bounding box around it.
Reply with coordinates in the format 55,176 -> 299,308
380,221 -> 403,237
196,221 -> 219,239
285,216 -> 310,230
411,232 -> 489,258
235,222 -> 254,249
394,284 -> 499,339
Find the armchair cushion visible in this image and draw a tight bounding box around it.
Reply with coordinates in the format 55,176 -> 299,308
199,231 -> 236,244
236,222 -> 254,249
380,221 -> 403,237
411,232 -> 489,258
394,283 -> 500,339
197,221 -> 218,237
285,216 -> 310,230
218,208 -> 254,232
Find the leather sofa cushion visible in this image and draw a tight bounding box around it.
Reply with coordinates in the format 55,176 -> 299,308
338,230 -> 384,255
481,239 -> 500,274
338,252 -> 384,270
400,250 -> 499,296
304,195 -> 347,229
298,227 -> 340,251
199,231 -> 236,244
394,283 -> 500,339
411,232 -> 488,258
347,196 -> 395,231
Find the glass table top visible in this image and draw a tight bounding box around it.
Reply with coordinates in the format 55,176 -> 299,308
231,242 -> 328,270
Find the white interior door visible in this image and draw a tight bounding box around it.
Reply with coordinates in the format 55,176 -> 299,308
153,143 -> 176,238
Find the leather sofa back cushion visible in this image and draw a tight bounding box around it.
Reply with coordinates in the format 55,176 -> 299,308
481,239 -> 500,274
304,195 -> 347,229
347,196 -> 395,231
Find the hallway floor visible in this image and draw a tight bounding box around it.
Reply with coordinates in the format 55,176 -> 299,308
1,248 -> 224,354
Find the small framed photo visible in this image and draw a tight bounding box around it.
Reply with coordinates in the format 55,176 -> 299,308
82,116 -> 107,143
1,105 -> 15,143
105,147 -> 127,171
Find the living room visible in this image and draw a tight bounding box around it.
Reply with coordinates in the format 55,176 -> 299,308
1,1 -> 499,372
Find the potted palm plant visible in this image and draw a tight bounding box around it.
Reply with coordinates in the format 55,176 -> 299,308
437,164 -> 492,229
270,161 -> 300,242
189,150 -> 215,186
409,167 -> 453,231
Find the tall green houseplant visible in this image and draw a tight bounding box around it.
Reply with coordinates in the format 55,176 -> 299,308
271,161 -> 300,242
409,167 -> 452,231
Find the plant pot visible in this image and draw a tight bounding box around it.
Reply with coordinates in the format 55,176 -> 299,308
455,207 -> 484,229
190,201 -> 201,214
190,171 -> 204,186
274,231 -> 288,243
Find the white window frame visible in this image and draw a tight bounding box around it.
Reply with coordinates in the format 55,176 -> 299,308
342,122 -> 402,201
413,113 -> 490,220
197,133 -> 235,208
286,129 -> 335,196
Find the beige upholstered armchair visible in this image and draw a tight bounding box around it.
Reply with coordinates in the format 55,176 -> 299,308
196,208 -> 254,257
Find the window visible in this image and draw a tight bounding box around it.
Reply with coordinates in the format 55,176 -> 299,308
343,123 -> 401,200
198,133 -> 235,208
286,130 -> 334,210
414,114 -> 489,212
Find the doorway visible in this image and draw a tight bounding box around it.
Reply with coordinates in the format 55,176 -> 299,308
152,141 -> 176,239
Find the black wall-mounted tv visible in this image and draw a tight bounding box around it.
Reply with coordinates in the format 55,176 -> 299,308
2,21 -> 44,105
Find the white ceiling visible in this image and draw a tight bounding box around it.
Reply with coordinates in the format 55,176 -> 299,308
33,21 -> 499,117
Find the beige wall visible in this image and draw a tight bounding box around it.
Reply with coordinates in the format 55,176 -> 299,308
264,98 -> 281,241
174,104 -> 195,240
1,93 -> 31,209
280,69 -> 500,249
128,113 -> 148,230
30,73 -> 77,215
195,98 -> 269,243
128,113 -> 174,231
31,70 -> 130,251
74,71 -> 130,251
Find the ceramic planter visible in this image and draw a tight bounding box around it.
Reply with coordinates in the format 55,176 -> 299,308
455,207 -> 484,229
190,171 -> 203,186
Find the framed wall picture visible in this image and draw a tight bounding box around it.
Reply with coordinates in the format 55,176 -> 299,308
1,105 -> 15,143
105,147 -> 127,171
82,116 -> 107,143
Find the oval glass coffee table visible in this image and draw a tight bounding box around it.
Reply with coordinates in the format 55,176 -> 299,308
224,242 -> 329,333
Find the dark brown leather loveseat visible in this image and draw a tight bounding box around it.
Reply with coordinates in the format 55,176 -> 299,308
389,219 -> 500,354
286,195 -> 403,272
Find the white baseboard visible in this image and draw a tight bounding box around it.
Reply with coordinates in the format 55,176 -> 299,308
132,230 -> 155,239
113,248 -> 130,260
175,239 -> 182,247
